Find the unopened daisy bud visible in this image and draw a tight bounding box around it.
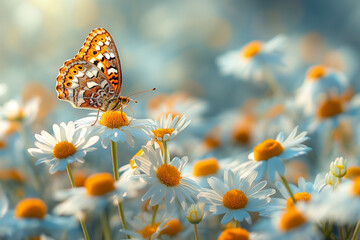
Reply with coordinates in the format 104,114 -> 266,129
325,172 -> 338,187
330,157 -> 347,178
186,203 -> 204,224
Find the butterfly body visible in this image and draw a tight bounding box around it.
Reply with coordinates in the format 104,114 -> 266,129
56,28 -> 128,112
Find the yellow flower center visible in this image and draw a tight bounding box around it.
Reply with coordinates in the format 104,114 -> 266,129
156,164 -> 182,186
138,223 -> 160,239
15,198 -> 47,219
306,65 -> 326,80
280,208 -> 307,231
286,192 -> 311,209
73,171 -> 87,187
316,97 -> 343,119
345,166 -> 360,179
7,108 -> 25,121
241,41 -> 262,59
352,177 -> 360,196
53,141 -> 77,159
129,149 -> 143,169
204,135 -> 221,149
222,189 -> 248,209
160,219 -> 183,236
253,139 -> 284,161
218,228 -> 250,240
0,169 -> 25,183
100,111 -> 129,129
85,173 -> 116,196
0,140 -> 6,149
193,158 -> 220,177
152,128 -> 174,141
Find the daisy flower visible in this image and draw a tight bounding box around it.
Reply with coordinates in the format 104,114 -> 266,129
300,176 -> 360,224
217,35 -> 286,81
121,209 -> 174,240
253,207 -> 321,240
307,93 -> 360,133
275,174 -> 330,210
296,64 -> 348,115
146,113 -> 191,142
147,92 -> 208,127
27,121 -> 99,174
240,127 -> 311,182
76,111 -> 153,148
198,169 -> 276,225
0,198 -> 75,240
54,172 -> 143,218
134,143 -> 200,211
0,98 -> 40,125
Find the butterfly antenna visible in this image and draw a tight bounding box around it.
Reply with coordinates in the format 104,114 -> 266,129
127,88 -> 156,98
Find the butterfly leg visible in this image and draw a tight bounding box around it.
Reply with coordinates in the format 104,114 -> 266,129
91,109 -> 100,126
128,105 -> 135,124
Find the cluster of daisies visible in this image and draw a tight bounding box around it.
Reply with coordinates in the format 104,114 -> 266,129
0,34 -> 360,240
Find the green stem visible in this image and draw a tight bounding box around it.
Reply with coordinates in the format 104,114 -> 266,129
110,140 -> 120,181
101,212 -> 112,240
110,141 -> 130,239
280,175 -> 296,203
152,204 -> 159,225
66,166 -> 90,240
352,219 -> 360,240
163,141 -> 168,164
235,220 -> 240,228
339,226 -> 345,240
194,224 -> 199,240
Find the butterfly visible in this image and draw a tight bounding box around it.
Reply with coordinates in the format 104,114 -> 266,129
56,28 -> 154,121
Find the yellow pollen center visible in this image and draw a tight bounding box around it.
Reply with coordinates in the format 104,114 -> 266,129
0,169 -> 25,183
218,228 -> 250,240
307,65 -> 326,80
129,149 -> 143,169
156,164 -> 181,186
352,177 -> 360,196
53,141 -> 76,159
85,173 -> 116,196
152,128 -> 174,140
280,208 -> 307,231
0,140 -> 6,149
223,189 -> 248,209
160,219 -> 183,236
242,41 -> 262,59
193,158 -> 220,177
15,198 -> 47,219
286,192 -> 311,209
73,171 -> 87,187
100,111 -> 129,129
316,97 -> 343,119
345,166 -> 360,179
253,139 -> 284,161
138,223 -> 160,238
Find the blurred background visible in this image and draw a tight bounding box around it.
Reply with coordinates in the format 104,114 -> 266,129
1,0 -> 360,121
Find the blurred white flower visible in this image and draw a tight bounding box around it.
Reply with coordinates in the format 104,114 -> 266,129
217,35 -> 286,81
28,121 -> 99,174
330,156 -> 347,178
295,65 -> 348,115
0,98 -> 40,125
241,127 -> 311,182
54,172 -> 143,218
186,202 -> 204,224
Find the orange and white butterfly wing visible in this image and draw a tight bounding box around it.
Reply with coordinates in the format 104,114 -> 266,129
75,28 -> 122,96
56,59 -> 115,110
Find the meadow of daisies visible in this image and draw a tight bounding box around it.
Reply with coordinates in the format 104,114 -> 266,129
1,1 -> 360,240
